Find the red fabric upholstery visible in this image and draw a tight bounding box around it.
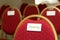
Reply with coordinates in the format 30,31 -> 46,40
2,7 -> 21,35
56,5 -> 60,9
0,5 -> 9,18
23,5 -> 39,20
20,3 -> 28,15
24,5 -> 39,17
41,8 -> 60,34
14,19 -> 55,40
38,4 -> 47,12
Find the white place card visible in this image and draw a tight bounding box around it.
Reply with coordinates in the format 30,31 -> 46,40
27,23 -> 42,32
47,11 -> 56,16
7,11 -> 15,16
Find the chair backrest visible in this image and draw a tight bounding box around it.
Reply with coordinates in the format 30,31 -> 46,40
38,3 -> 47,12
2,7 -> 22,35
23,4 -> 40,18
14,15 -> 57,40
20,3 -> 28,15
0,5 -> 10,18
41,7 -> 60,34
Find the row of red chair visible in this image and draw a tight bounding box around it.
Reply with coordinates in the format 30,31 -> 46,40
0,4 -> 40,40
0,3 -> 60,19
0,3 -> 60,40
0,4 -> 40,35
20,3 -> 60,34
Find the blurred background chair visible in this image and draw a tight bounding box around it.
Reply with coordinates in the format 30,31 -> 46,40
23,4 -> 40,20
1,7 -> 22,40
38,3 -> 47,13
41,7 -> 60,34
20,3 -> 28,15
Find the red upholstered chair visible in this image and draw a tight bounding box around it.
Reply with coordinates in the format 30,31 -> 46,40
41,7 -> 60,34
2,7 -> 22,35
14,15 -> 58,40
20,3 -> 28,15
23,4 -> 40,18
38,3 -> 47,13
0,5 -> 10,18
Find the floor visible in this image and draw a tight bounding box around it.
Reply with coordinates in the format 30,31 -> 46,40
0,30 -> 13,40
58,35 -> 60,40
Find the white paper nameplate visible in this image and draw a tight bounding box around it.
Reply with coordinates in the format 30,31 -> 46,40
47,11 -> 56,16
27,23 -> 42,32
7,11 -> 15,16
